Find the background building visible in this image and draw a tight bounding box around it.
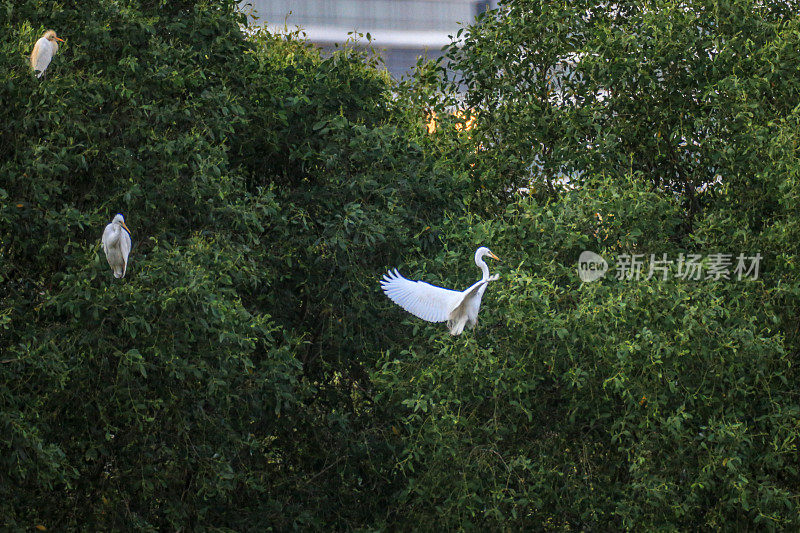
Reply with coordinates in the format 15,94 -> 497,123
241,0 -> 499,79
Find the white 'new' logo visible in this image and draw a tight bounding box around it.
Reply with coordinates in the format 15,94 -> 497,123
577,251 -> 608,282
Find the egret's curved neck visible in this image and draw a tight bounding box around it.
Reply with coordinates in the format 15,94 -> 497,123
475,255 -> 489,281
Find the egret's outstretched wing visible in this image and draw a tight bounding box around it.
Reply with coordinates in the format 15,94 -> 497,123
120,228 -> 131,277
381,269 -> 463,323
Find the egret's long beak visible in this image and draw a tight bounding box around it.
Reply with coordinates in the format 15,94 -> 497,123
121,221 -> 131,235
55,37 -> 64,42
489,252 -> 501,261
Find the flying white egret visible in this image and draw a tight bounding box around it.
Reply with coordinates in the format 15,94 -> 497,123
30,30 -> 64,79
381,247 -> 500,335
102,214 -> 132,278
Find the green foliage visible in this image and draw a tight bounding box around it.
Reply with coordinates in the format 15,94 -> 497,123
379,0 -> 800,528
0,0 -> 450,528
2,0 -> 800,530
376,177 -> 797,529
444,0 -> 800,225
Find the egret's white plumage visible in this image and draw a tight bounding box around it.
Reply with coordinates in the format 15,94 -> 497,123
30,30 -> 63,79
381,247 -> 500,335
102,214 -> 132,278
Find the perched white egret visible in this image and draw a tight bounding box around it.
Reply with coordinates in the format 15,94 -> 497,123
381,247 -> 500,335
102,214 -> 132,278
30,30 -> 63,79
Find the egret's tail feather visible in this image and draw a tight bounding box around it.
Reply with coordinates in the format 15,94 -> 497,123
447,316 -> 467,335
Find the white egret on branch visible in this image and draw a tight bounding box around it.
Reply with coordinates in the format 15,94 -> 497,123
102,214 -> 132,278
30,30 -> 63,79
381,247 -> 500,335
